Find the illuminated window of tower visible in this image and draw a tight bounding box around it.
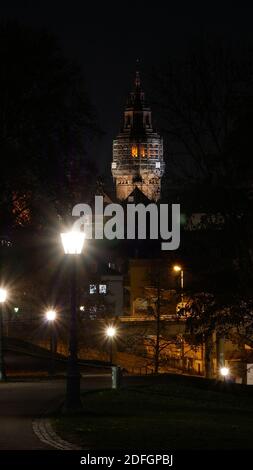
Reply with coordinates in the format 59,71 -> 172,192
131,145 -> 138,157
140,145 -> 146,157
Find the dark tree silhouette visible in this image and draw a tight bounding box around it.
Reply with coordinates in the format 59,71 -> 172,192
151,38 -> 253,185
0,21 -> 98,229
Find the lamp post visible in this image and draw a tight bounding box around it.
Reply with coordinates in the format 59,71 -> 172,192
173,266 -> 185,371
106,326 -> 117,363
173,264 -> 185,306
173,265 -> 184,293
220,366 -> 229,383
61,231 -> 85,411
45,309 -> 57,376
0,288 -> 7,381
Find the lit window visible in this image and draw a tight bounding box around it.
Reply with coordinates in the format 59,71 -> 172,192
89,306 -> 97,320
156,162 -> 160,169
99,284 -> 107,294
112,162 -> 117,169
89,284 -> 97,294
131,145 -> 138,157
108,262 -> 116,270
140,146 -> 146,157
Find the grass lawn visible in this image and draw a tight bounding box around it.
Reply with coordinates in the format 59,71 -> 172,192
53,378 -> 253,449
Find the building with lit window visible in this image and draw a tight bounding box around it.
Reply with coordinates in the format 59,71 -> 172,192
111,70 -> 165,201
79,263 -> 124,319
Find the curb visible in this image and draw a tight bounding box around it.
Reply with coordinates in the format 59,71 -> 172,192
32,417 -> 81,450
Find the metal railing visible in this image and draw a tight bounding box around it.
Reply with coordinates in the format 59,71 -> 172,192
119,314 -> 185,322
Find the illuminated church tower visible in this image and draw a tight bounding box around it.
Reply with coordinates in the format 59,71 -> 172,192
111,70 -> 165,201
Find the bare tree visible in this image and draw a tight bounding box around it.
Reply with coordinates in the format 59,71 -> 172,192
140,261 -> 179,373
151,38 -> 253,184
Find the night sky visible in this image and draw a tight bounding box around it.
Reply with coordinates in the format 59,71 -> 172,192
1,2 -> 253,177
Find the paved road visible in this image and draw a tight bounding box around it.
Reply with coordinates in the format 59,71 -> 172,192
0,376 -> 111,450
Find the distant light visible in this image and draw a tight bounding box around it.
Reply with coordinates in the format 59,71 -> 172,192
173,265 -> 182,272
89,284 -> 97,294
220,367 -> 229,377
99,284 -> 107,294
60,231 -> 85,255
14,307 -> 19,313
79,305 -> 85,312
106,326 -> 117,338
0,288 -> 7,303
46,310 -> 57,321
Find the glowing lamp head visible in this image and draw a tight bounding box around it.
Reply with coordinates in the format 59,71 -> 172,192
173,265 -> 182,272
220,366 -> 229,377
106,326 -> 116,338
46,310 -> 57,322
0,288 -> 7,303
61,231 -> 85,255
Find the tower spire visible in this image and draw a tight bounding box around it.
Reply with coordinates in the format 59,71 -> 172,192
135,58 -> 141,88
112,67 -> 165,202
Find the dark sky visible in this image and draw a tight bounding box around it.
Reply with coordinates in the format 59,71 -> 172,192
1,2 -> 253,178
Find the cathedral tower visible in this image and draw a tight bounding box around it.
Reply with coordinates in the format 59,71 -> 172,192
112,70 -> 165,201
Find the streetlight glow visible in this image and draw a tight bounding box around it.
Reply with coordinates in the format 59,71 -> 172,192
0,288 -> 7,303
220,366 -> 229,377
106,326 -> 117,364
61,231 -> 85,255
106,326 -> 117,338
0,287 -> 8,380
61,229 -> 84,410
173,265 -> 182,272
46,310 -> 57,321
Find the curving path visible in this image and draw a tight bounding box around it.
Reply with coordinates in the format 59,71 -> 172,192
0,376 -> 111,450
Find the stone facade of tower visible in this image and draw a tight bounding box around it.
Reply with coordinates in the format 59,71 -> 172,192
111,72 -> 165,201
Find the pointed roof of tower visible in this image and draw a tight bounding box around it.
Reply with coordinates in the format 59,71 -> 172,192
127,60 -> 146,110
135,58 -> 141,85
135,67 -> 141,89
121,63 -> 155,137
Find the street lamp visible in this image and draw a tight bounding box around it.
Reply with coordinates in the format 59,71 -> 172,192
46,309 -> 56,322
45,309 -> 57,376
61,230 -> 85,411
106,326 -> 117,363
173,265 -> 184,307
61,231 -> 85,255
173,265 -> 184,289
220,366 -> 229,382
0,288 -> 7,381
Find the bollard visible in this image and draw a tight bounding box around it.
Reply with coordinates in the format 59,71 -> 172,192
112,365 -> 121,390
